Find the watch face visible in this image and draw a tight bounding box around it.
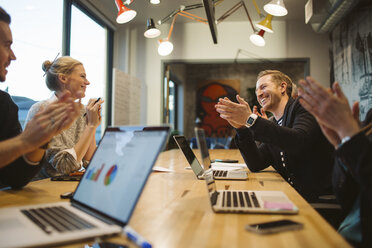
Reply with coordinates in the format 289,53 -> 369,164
247,117 -> 255,125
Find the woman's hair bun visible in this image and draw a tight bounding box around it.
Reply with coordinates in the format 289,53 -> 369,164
42,60 -> 52,72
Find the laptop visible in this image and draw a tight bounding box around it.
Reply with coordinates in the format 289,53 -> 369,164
193,129 -> 248,180
173,135 -> 247,180
173,133 -> 247,180
0,126 -> 170,248
203,162 -> 299,214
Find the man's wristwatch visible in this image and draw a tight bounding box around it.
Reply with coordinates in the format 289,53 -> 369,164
245,113 -> 258,128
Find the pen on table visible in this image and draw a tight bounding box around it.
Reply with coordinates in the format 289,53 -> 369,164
123,226 -> 152,248
83,97 -> 101,117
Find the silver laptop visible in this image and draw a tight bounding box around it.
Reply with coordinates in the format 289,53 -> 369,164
175,130 -> 247,180
203,164 -> 299,214
193,129 -> 248,180
174,135 -> 247,180
0,126 -> 170,248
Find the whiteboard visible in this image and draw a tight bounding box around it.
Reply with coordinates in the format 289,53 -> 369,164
112,68 -> 141,125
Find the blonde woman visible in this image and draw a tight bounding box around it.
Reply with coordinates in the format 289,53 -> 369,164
26,56 -> 103,178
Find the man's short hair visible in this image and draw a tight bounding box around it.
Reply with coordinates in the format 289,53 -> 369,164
0,7 -> 11,24
257,70 -> 293,97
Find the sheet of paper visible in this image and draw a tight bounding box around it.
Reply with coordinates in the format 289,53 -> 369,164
152,166 -> 173,172
211,162 -> 246,171
185,163 -> 247,171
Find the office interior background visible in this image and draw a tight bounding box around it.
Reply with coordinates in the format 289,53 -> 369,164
1,0 -> 371,142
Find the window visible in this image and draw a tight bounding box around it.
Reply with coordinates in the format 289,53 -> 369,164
164,78 -> 178,129
0,0 -> 113,141
0,0 -> 63,127
169,80 -> 176,125
70,4 -> 108,140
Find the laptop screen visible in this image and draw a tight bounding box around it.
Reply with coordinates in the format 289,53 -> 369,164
204,169 -> 217,196
173,136 -> 204,177
194,128 -> 212,170
73,126 -> 169,225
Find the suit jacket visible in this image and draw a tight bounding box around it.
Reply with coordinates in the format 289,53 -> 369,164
0,90 -> 41,188
235,97 -> 334,202
333,116 -> 372,247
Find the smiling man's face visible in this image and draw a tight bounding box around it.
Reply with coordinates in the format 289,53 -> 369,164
0,21 -> 16,82
255,74 -> 285,113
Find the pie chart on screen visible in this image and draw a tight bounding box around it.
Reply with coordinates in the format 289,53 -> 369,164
104,165 -> 118,186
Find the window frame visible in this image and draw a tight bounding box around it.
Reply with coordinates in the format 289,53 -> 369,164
63,0 -> 114,126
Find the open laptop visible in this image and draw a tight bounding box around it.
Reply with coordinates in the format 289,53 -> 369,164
0,126 -> 170,248
203,162 -> 299,214
174,131 -> 247,180
193,129 -> 248,180
173,135 -> 247,180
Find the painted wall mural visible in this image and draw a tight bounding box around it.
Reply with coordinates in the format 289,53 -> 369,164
331,7 -> 372,120
196,80 -> 240,137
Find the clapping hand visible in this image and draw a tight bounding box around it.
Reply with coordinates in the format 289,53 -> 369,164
298,76 -> 360,147
21,91 -> 82,152
215,95 -> 252,129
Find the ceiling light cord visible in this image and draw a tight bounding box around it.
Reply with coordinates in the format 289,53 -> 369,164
251,0 -> 264,18
184,3 -> 204,11
167,14 -> 178,41
158,8 -> 181,25
178,11 -> 207,24
217,1 -> 243,23
216,1 -> 257,33
157,0 -> 224,25
241,1 -> 257,33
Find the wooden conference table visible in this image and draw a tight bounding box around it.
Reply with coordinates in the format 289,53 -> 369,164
0,149 -> 350,248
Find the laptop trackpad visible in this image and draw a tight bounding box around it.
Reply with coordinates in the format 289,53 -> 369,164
261,196 -> 294,210
0,218 -> 24,230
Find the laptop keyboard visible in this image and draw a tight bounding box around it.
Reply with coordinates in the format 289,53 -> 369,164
21,206 -> 96,234
213,170 -> 228,177
221,191 -> 261,208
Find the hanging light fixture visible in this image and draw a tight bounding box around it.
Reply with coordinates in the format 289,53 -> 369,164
157,15 -> 178,56
263,0 -> 288,17
156,10 -> 208,56
115,0 -> 137,24
144,18 -> 161,38
150,0 -> 160,4
153,1 -> 270,54
158,39 -> 174,56
250,30 -> 266,47
255,14 -> 273,33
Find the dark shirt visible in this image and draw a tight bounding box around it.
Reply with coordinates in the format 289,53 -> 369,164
0,90 -> 41,188
333,110 -> 372,248
235,98 -> 334,202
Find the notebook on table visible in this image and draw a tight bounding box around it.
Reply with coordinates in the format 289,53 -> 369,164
173,132 -> 247,180
203,165 -> 299,214
51,171 -> 85,181
0,126 -> 170,248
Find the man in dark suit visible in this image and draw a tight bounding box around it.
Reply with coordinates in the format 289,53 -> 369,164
0,7 -> 80,188
298,76 -> 372,248
215,70 -> 334,202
